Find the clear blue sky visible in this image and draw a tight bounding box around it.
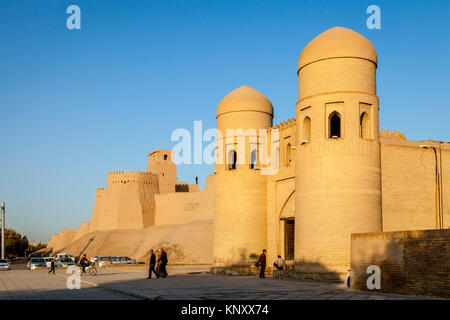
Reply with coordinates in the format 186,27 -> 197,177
0,0 -> 449,243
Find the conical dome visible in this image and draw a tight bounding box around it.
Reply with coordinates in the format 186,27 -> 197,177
216,85 -> 273,118
297,27 -> 378,73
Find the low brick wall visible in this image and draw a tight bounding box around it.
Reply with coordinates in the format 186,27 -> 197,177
351,229 -> 450,298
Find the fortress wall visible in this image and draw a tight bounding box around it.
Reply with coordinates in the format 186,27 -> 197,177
46,234 -> 59,249
154,175 -> 214,226
135,220 -> 213,264
73,222 -> 90,242
381,139 -> 450,231
192,175 -> 214,220
50,230 -> 112,258
51,229 -> 77,252
154,192 -> 201,225
351,229 -> 450,298
106,171 -> 159,186
147,149 -> 178,194
58,220 -> 213,265
92,171 -> 159,231
89,188 -> 105,232
188,184 -> 200,192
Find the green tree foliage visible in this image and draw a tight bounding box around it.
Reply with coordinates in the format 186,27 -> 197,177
2,228 -> 46,258
28,242 -> 47,254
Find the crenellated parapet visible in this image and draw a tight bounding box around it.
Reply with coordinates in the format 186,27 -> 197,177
106,170 -> 159,186
267,117 -> 296,133
96,188 -> 105,198
380,129 -> 406,140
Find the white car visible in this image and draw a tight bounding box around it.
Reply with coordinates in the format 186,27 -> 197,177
98,256 -> 112,267
55,258 -> 76,268
27,257 -> 47,270
0,259 -> 11,271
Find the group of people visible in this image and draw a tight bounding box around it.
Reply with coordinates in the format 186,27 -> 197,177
47,253 -> 90,274
48,248 -> 281,279
256,249 -> 285,278
147,248 -> 168,279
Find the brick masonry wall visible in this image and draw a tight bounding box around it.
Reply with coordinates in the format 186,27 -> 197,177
351,229 -> 450,298
381,141 -> 450,231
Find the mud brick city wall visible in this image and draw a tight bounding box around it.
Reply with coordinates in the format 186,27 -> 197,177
350,229 -> 450,298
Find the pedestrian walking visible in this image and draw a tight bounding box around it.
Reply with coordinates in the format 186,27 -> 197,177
256,249 -> 267,278
147,249 -> 159,279
48,258 -> 55,274
155,249 -> 162,276
158,248 -> 168,278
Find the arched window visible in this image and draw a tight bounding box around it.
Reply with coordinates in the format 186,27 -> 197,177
250,149 -> 257,169
360,112 -> 370,139
286,143 -> 292,166
303,116 -> 311,142
228,150 -> 237,170
329,112 -> 341,138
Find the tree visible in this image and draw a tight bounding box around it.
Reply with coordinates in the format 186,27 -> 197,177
28,242 -> 47,254
2,228 -> 46,258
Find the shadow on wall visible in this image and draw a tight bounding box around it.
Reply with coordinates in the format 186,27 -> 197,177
350,230 -> 450,298
210,248 -> 264,276
36,220 -> 214,266
211,249 -> 341,281
138,242 -> 185,265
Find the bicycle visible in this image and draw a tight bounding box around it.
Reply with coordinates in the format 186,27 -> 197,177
80,262 -> 97,276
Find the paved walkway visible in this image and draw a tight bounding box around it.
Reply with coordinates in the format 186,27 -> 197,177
0,270 -> 137,300
0,267 -> 433,300
60,267 -> 427,300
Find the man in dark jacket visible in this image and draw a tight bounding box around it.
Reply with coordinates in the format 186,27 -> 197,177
48,258 -> 55,274
158,248 -> 168,278
147,249 -> 159,279
257,249 -> 267,278
80,254 -> 89,274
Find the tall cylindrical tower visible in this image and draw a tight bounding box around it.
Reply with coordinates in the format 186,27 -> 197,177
295,27 -> 382,279
213,85 -> 273,269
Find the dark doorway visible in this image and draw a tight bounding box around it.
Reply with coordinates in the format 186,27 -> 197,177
285,219 -> 295,260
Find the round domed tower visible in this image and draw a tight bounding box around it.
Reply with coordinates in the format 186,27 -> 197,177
295,27 -> 382,280
213,85 -> 273,270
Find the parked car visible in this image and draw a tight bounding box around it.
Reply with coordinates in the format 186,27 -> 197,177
90,256 -> 107,265
0,259 -> 11,271
56,253 -> 75,261
120,257 -> 136,264
110,256 -> 121,264
98,256 -> 112,267
55,258 -> 76,268
27,257 -> 47,270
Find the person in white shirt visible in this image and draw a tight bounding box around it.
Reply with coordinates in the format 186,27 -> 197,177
273,255 -> 285,270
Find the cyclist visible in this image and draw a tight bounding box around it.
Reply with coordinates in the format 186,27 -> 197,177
79,254 -> 89,274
